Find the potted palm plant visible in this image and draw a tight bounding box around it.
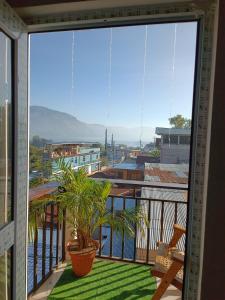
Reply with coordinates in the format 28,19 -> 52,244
29,159 -> 148,277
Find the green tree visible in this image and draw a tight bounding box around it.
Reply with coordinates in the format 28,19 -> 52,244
184,118 -> 191,128
30,144 -> 42,171
169,114 -> 191,128
29,144 -> 52,179
31,135 -> 52,148
149,149 -> 160,158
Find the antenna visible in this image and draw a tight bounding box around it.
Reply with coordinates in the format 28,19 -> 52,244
111,133 -> 115,167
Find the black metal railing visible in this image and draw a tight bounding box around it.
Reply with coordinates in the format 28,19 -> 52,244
97,192 -> 187,264
28,181 -> 188,294
28,203 -> 66,295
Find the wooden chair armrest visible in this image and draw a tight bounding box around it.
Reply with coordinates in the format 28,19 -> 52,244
171,251 -> 185,263
173,224 -> 186,234
157,242 -> 169,256
169,224 -> 186,248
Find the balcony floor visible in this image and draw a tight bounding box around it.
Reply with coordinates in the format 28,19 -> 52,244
29,259 -> 181,300
47,259 -> 156,299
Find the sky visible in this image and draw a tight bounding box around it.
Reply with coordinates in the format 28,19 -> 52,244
30,22 -> 197,129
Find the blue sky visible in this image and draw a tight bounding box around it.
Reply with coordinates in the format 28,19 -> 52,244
30,22 -> 197,128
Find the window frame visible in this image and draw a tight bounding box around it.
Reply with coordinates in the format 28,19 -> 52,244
26,3 -> 217,299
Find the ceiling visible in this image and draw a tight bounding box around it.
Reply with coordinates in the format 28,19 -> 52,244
6,0 -> 192,22
6,0 -> 91,7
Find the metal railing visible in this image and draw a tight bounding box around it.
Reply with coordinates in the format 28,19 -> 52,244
28,182 -> 188,294
97,191 -> 187,264
27,203 -> 66,295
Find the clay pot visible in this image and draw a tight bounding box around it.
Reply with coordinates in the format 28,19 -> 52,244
69,248 -> 96,277
67,240 -> 98,277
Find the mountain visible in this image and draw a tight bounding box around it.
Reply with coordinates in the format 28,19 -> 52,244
30,106 -> 155,143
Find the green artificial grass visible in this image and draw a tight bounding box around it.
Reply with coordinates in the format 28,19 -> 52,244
48,259 -> 156,300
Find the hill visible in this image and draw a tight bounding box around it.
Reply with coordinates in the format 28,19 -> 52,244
30,106 -> 155,143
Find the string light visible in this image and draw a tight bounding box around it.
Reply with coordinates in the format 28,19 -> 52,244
140,25 -> 148,149
71,31 -> 75,114
169,23 -> 177,148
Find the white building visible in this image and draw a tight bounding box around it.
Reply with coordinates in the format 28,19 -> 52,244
156,127 -> 191,164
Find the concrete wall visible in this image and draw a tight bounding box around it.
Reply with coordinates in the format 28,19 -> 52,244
160,144 -> 190,164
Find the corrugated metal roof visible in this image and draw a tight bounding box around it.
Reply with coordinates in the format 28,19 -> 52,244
141,187 -> 187,202
144,163 -> 189,185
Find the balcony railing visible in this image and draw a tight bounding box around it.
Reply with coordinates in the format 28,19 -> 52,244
27,203 -> 66,294
97,194 -> 187,264
28,182 -> 187,295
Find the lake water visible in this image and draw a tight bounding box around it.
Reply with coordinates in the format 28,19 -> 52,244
113,162 -> 141,170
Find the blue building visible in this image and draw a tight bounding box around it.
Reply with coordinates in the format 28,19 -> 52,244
45,143 -> 101,175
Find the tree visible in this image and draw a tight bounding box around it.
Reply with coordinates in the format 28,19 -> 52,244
149,149 -> 160,158
30,144 -> 42,171
184,118 -> 191,128
29,144 -> 52,178
169,114 -> 191,128
31,135 -> 52,148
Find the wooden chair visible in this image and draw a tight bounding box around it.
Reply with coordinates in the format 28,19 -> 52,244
151,224 -> 186,300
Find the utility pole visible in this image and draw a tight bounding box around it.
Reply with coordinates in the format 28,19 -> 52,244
105,128 -> 108,151
111,133 -> 115,167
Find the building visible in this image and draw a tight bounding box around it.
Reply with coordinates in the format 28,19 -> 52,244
156,127 -> 191,164
136,163 -> 188,258
136,154 -> 160,165
45,143 -> 101,175
129,149 -> 141,158
0,1 -> 224,300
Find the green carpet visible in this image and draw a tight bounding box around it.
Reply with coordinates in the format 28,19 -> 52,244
48,259 -> 156,300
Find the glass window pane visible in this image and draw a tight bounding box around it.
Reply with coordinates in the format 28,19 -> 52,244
0,250 -> 12,300
0,32 -> 12,228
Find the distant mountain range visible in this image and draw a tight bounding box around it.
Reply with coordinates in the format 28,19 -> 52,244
30,106 -> 155,144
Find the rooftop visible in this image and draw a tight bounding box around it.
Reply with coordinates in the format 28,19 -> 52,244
144,163 -> 189,185
155,127 -> 191,136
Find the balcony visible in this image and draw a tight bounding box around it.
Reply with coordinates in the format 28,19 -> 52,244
28,181 -> 186,300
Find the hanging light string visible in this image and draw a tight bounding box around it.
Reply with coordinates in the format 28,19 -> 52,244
106,28 -> 113,123
140,25 -> 148,149
108,28 -> 113,98
70,31 -> 75,113
169,23 -> 177,147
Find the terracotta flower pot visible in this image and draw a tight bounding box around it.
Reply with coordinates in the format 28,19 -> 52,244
67,240 -> 99,277
69,248 -> 96,277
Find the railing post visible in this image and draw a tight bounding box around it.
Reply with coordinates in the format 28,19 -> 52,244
146,200 -> 151,264
133,198 -> 137,262
62,209 -> 66,261
121,197 -> 126,259
49,204 -> 54,270
33,212 -> 38,290
56,204 -> 60,266
160,201 -> 164,241
42,206 -> 46,279
174,202 -> 178,224
99,224 -> 102,256
110,197 -> 114,257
